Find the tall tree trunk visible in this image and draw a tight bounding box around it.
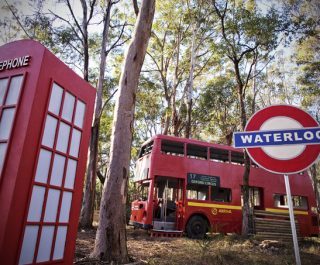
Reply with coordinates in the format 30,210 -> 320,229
239,90 -> 251,236
251,59 -> 257,114
242,151 -> 251,236
80,0 -> 89,81
171,30 -> 181,136
79,125 -> 99,228
234,60 -> 252,236
163,96 -> 171,135
92,0 -> 155,262
185,25 -> 197,139
79,1 -> 112,229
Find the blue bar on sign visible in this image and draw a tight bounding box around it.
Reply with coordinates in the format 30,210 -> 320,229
233,127 -> 320,148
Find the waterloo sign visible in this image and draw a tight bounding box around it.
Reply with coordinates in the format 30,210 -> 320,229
234,105 -> 320,174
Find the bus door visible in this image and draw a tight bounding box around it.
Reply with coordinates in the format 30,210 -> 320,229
153,176 -> 184,230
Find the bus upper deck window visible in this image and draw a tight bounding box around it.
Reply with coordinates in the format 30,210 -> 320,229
230,151 -> 244,165
138,141 -> 154,158
187,144 -> 207,160
161,140 -> 184,156
210,148 -> 229,162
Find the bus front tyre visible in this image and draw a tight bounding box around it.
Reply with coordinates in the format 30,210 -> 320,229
186,216 -> 207,239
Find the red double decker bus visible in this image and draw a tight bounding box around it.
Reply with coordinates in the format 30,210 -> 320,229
129,135 -> 319,238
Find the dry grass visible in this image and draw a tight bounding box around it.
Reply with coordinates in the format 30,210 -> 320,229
74,227 -> 320,265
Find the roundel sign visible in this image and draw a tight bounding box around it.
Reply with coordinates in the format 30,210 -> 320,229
234,105 -> 320,174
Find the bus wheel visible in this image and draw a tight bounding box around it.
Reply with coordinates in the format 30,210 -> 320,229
186,216 -> 207,239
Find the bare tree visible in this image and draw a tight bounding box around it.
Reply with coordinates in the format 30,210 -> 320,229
49,0 -> 97,81
91,0 -> 155,263
79,0 -> 113,229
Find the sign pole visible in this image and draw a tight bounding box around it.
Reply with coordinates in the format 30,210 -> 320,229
284,174 -> 301,265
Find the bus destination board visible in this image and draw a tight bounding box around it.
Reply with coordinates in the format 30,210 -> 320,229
187,173 -> 220,187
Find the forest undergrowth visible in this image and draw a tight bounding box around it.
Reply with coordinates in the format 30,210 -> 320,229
74,226 -> 320,265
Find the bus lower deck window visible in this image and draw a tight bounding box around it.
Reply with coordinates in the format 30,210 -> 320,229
274,194 -> 308,210
187,184 -> 208,200
211,187 -> 231,202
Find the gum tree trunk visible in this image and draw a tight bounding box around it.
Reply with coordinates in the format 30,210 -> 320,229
79,1 -> 112,229
92,0 -> 155,262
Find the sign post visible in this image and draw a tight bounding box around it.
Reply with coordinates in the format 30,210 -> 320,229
284,174 -> 301,265
234,105 -> 320,265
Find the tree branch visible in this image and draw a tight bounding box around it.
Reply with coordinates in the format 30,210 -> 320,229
4,0 -> 32,39
132,0 -> 139,16
49,10 -> 83,42
105,21 -> 128,55
96,89 -> 118,124
87,0 -> 97,23
96,169 -> 105,184
66,0 -> 85,39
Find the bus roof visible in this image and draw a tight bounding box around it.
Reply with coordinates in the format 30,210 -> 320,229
142,134 -> 244,153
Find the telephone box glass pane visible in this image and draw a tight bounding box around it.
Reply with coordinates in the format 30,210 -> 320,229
35,149 -> 52,184
56,122 -> 70,153
0,143 -> 7,173
27,185 -> 45,222
5,75 -> 23,105
69,129 -> 81,158
36,226 -> 54,263
53,226 -> 67,260
0,78 -> 8,106
42,115 -> 58,148
0,108 -> 15,140
48,83 -> 63,115
19,225 -> 39,265
59,191 -> 72,223
44,189 -> 60,222
61,92 -> 75,122
74,100 -> 86,128
64,159 -> 77,189
50,154 -> 66,187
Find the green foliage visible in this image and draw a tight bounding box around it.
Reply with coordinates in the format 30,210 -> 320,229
195,75 -> 238,143
289,0 -> 320,117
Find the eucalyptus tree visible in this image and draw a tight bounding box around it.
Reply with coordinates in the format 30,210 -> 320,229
292,0 -> 320,108
291,0 -> 320,216
211,0 -> 285,235
75,0 -> 133,228
79,0 -> 116,229
92,0 -> 155,262
143,0 -> 216,137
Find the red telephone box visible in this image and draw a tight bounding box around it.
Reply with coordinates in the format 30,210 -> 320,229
0,40 -> 96,264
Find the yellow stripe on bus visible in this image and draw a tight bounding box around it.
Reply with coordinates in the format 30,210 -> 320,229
187,203 -> 308,215
187,201 -> 242,210
265,208 -> 309,215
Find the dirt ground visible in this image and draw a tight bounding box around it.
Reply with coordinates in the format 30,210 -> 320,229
74,226 -> 320,265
